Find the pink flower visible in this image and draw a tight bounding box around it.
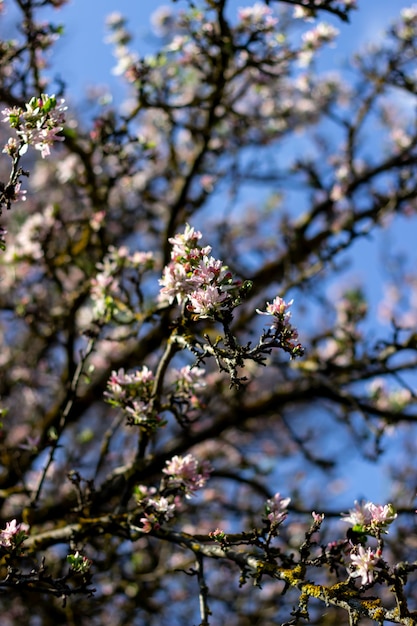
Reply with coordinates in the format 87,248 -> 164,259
163,454 -> 212,498
2,137 -> 19,157
0,519 -> 29,549
342,501 -> 397,533
172,365 -> 206,391
257,296 -> 293,318
140,513 -> 159,533
187,285 -> 229,318
209,528 -> 226,540
159,225 -> 241,315
188,256 -> 225,287
367,503 -> 397,528
350,546 -> 378,585
256,296 -> 303,356
342,500 -> 372,528
147,496 -> 176,519
265,493 -> 291,525
159,262 -> 191,304
168,224 -> 203,254
34,126 -> 65,158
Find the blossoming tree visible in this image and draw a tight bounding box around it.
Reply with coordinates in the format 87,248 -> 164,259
1,0 -> 417,624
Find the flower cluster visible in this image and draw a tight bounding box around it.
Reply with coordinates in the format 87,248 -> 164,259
0,519 -> 29,553
256,296 -> 304,357
105,366 -> 154,402
2,94 -> 66,159
168,365 -> 207,419
135,454 -> 211,533
162,454 -> 212,498
171,365 -> 206,394
342,500 -> 397,536
105,362 -> 208,429
90,246 -> 155,321
105,12 -> 140,83
394,6 -> 417,42
136,486 -> 177,533
159,224 -> 242,320
299,23 -> 339,66
105,366 -> 163,431
4,204 -> 55,262
237,3 -> 278,32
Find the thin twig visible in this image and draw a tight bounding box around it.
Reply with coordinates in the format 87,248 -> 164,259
31,337 -> 96,505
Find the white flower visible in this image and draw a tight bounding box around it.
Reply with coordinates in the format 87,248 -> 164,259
350,546 -> 377,585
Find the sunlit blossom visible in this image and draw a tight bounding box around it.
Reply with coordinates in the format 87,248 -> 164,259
187,285 -> 229,318
2,94 -> 66,159
158,224 -> 240,316
350,546 -> 378,585
342,500 -> 397,533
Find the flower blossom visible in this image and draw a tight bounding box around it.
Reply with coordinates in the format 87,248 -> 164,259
0,519 -> 29,549
299,23 -> 339,66
237,3 -> 278,30
163,454 -> 212,498
147,496 -> 176,520
158,224 -> 241,319
151,6 -> 175,37
312,511 -> 325,524
395,6 -> 417,41
302,23 -> 339,49
91,246 -> 154,319
2,94 -> 66,159
256,296 -> 304,357
367,503 -> 397,528
135,486 -> 177,533
265,493 -> 291,525
105,366 -> 163,431
187,284 -> 229,318
139,512 -> 159,533
171,365 -> 206,392
105,366 -> 155,403
350,546 -> 378,585
342,500 -> 397,534
257,296 -> 293,318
